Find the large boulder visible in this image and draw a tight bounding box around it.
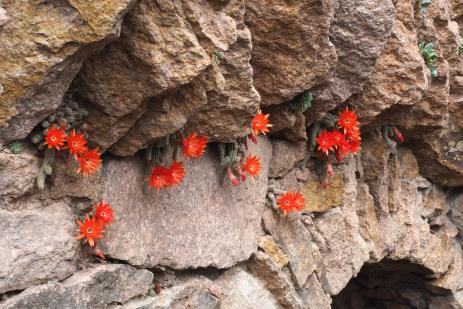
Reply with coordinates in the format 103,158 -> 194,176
98,137 -> 272,269
76,0 -> 260,154
0,201 -> 78,294
0,0 -> 136,144
1,264 -> 153,309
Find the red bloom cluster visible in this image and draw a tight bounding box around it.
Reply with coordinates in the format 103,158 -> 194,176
277,192 -> 305,215
44,126 -> 101,176
145,132 -> 208,191
76,201 -> 114,249
316,107 -> 362,159
147,161 -> 186,191
182,133 -> 208,159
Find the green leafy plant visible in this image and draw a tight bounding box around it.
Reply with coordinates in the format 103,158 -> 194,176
419,42 -> 438,77
8,141 -> 23,154
420,0 -> 432,14
288,91 -> 313,113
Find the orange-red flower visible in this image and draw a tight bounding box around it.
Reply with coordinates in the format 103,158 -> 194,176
242,155 -> 261,179
147,166 -> 172,191
169,161 -> 186,185
317,129 -> 335,155
44,125 -> 67,150
251,112 -> 272,136
77,148 -> 102,176
345,127 -> 361,142
66,130 -> 88,159
182,133 -> 208,159
348,140 -> 361,153
277,192 -> 305,215
76,215 -> 104,247
338,107 -> 359,134
330,131 -> 346,148
94,202 -> 114,225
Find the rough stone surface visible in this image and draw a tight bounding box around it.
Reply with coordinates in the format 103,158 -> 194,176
248,251 -> 304,308
245,0 -> 337,106
268,140 -> 306,179
214,267 -> 281,309
309,0 -> 396,122
119,278 -> 220,309
0,201 -> 78,294
257,236 -> 289,268
0,0 -> 136,143
76,0 -> 260,154
1,264 -> 153,309
99,137 -> 272,269
0,146 -> 40,204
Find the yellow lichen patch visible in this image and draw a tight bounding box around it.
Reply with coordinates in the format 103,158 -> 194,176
258,236 -> 289,268
302,174 -> 345,213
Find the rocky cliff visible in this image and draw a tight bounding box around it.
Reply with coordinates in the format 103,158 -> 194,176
1,0 -> 463,308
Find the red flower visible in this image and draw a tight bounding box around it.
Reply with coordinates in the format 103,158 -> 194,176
227,167 -> 239,186
77,148 -> 102,177
242,155 -> 261,179
330,131 -> 346,148
66,130 -> 88,159
169,161 -> 186,185
76,215 -> 104,247
393,127 -> 404,143
338,107 -> 359,134
277,192 -> 305,215
345,127 -> 361,142
348,140 -> 361,154
252,112 -> 272,136
147,166 -> 172,191
44,125 -> 67,150
182,133 -> 208,159
94,202 -> 114,225
317,129 -> 335,155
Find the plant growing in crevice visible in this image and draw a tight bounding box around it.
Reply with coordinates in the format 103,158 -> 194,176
419,0 -> 432,14
8,141 -> 23,154
381,125 -> 405,146
302,107 -> 362,186
265,179 -> 305,216
419,42 -> 438,77
288,91 -> 313,113
144,131 -> 207,192
76,201 -> 115,259
214,51 -> 224,65
218,140 -> 247,186
29,92 -> 100,190
459,41 -> 463,55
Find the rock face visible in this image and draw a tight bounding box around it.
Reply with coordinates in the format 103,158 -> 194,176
2,0 -> 463,307
0,0 -> 136,143
0,201 -> 78,294
245,0 -> 337,106
98,137 -> 272,269
1,264 -> 153,309
76,0 -> 260,154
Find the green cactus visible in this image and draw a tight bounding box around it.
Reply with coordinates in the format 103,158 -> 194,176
420,0 -> 432,14
459,42 -> 463,55
8,141 -> 23,154
288,91 -> 313,113
36,149 -> 55,190
419,42 -> 438,77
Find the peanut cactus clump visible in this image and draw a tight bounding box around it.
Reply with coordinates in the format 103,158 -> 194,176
288,91 -> 313,113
